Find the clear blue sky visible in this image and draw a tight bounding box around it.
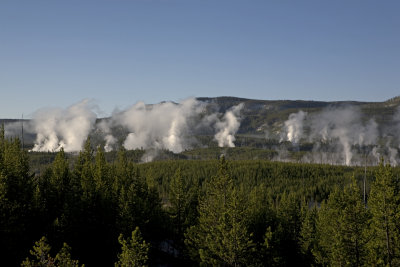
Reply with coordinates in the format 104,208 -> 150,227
1,0 -> 399,118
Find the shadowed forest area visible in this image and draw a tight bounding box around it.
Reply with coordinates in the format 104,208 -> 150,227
1,125 -> 400,266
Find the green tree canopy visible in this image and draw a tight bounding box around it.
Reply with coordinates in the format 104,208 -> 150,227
315,178 -> 370,266
185,156 -> 254,266
367,160 -> 400,266
115,227 -> 149,267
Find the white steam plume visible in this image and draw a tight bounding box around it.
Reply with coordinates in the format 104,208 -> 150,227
371,146 -> 381,164
31,100 -> 97,152
388,147 -> 398,166
112,98 -> 203,153
104,134 -> 117,152
214,103 -> 244,147
98,119 -> 117,152
282,110 -> 307,143
309,106 -> 378,165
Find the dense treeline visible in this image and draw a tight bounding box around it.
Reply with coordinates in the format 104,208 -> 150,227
1,125 -> 400,266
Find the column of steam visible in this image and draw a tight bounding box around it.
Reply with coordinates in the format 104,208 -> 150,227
214,103 -> 244,148
364,152 -> 366,205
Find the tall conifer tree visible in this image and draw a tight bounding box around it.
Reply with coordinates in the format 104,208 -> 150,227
368,160 -> 400,266
185,156 -> 254,266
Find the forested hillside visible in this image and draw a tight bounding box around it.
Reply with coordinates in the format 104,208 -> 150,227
3,96 -> 400,149
3,96 -> 400,169
198,96 -> 400,133
2,125 -> 400,266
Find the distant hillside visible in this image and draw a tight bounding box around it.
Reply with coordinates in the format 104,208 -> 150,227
197,96 -> 400,135
2,96 -> 400,138
2,96 -> 400,162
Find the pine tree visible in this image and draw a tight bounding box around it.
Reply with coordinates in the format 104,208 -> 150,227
275,192 -> 303,265
21,236 -> 54,267
0,125 -> 34,265
113,147 -> 129,195
115,151 -> 162,239
315,178 -> 370,266
47,148 -> 70,218
367,160 -> 400,266
93,146 -> 110,197
185,156 -> 254,266
299,204 -> 318,265
21,237 -> 82,267
55,243 -> 82,267
260,192 -> 303,266
115,227 -> 149,267
169,167 -> 197,244
74,138 -> 94,203
51,148 -> 69,195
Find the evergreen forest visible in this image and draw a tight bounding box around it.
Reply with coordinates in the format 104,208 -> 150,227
2,125 -> 400,266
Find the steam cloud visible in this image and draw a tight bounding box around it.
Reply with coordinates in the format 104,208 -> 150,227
214,103 -> 244,147
6,97 -> 399,166
104,100 -> 244,153
281,106 -> 380,165
309,106 -> 379,165
20,98 -> 244,155
282,110 -> 307,143
30,100 -> 97,152
110,98 -> 203,153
